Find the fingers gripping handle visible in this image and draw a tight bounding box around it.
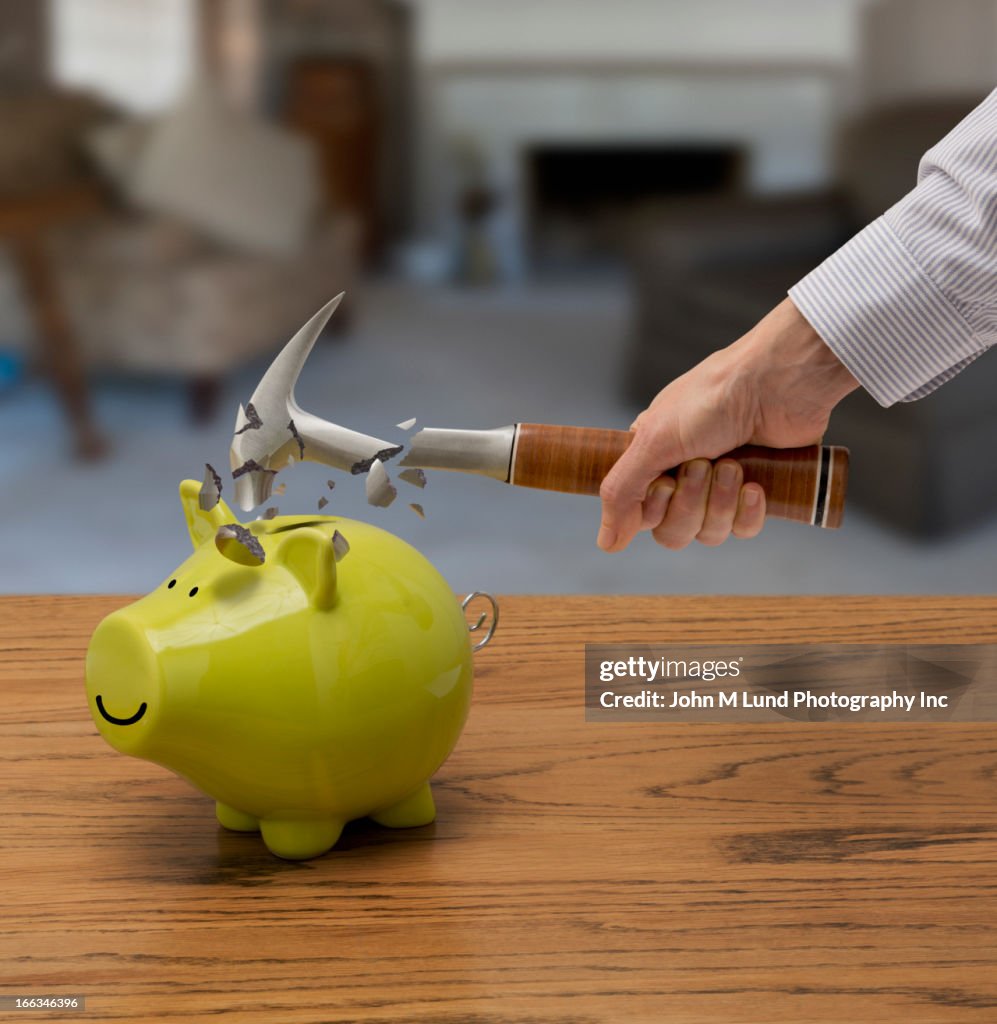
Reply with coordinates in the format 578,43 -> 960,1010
725,443 -> 849,529
510,424 -> 849,529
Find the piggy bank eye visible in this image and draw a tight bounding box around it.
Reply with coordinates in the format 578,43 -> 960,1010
167,579 -> 176,589
188,586 -> 199,597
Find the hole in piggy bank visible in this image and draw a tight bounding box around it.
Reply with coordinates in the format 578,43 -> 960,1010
95,694 -> 147,726
215,523 -> 266,566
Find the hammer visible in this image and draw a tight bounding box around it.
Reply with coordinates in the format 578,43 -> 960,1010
232,298 -> 849,527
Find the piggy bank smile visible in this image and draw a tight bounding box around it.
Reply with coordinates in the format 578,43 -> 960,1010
95,694 -> 147,726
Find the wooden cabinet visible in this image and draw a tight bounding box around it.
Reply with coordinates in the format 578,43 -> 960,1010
284,57 -> 381,260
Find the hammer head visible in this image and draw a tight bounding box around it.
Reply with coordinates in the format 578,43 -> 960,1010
229,294 -> 402,511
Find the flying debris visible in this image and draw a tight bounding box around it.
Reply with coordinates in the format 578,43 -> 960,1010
365,459 -> 397,508
396,417 -> 417,431
199,464 -> 222,511
331,530 -> 350,562
398,468 -> 427,489
215,523 -> 266,566
318,496 -> 329,511
409,503 -> 426,519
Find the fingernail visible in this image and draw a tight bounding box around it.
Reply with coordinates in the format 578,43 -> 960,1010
717,462 -> 738,488
686,460 -> 709,483
597,526 -> 617,550
643,481 -> 674,527
743,488 -> 760,507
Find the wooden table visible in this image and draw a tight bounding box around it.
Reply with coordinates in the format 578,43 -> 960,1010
3,595 -> 997,1023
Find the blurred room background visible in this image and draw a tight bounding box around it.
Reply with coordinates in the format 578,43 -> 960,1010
2,0 -> 997,595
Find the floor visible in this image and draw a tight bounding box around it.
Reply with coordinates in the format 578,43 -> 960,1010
3,278 -> 997,596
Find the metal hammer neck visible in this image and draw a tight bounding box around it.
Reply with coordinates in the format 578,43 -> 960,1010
399,425 -> 517,481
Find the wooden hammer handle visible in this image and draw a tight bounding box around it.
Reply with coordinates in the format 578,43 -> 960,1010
511,424 -> 849,529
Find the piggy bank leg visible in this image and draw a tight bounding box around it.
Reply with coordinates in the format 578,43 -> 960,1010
260,817 -> 344,860
216,802 -> 260,833
370,782 -> 436,829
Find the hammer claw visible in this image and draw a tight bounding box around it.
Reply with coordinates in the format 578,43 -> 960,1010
229,294 -> 400,511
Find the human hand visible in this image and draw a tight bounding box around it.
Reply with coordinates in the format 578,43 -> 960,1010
598,298 -> 859,552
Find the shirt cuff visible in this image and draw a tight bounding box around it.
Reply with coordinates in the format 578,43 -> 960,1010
788,216 -> 982,406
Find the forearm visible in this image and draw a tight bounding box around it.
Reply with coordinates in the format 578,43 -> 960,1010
790,88 -> 997,406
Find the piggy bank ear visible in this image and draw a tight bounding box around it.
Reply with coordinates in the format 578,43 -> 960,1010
279,528 -> 337,610
179,479 -> 240,549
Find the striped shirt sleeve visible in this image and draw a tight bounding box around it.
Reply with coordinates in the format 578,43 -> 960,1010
789,89 -> 997,406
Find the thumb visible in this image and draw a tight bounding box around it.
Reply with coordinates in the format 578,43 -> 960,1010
598,428 -> 683,552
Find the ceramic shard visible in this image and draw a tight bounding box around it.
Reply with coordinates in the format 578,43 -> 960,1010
409,502 -> 426,519
199,463 -> 222,511
396,417 -> 417,431
274,482 -> 287,496
318,496 -> 329,510
215,523 -> 266,566
331,529 -> 350,562
398,468 -> 427,490
327,479 -> 336,490
263,507 -> 278,520
365,459 -> 397,508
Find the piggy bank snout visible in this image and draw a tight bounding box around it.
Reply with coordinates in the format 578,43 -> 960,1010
86,613 -> 161,749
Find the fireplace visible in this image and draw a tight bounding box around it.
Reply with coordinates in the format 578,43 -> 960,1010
524,143 -> 744,269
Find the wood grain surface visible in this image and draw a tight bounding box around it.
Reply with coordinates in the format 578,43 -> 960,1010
3,595 -> 997,1023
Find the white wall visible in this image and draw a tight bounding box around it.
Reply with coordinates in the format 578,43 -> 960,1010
438,72 -> 837,191
415,0 -> 863,65
410,0 -> 867,274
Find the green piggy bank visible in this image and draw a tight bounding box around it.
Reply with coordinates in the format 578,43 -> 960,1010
85,480 -> 490,860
